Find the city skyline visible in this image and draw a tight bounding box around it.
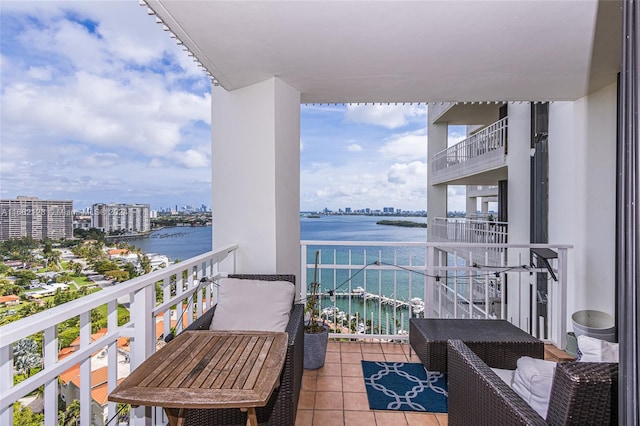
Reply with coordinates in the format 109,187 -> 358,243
0,1 -> 468,214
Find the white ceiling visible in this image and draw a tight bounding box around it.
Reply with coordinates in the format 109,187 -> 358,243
148,0 -> 622,104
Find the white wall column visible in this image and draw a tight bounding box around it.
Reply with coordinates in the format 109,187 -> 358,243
212,78 -> 301,284
427,117 -> 448,238
505,103 -> 531,329
465,190 -> 477,217
549,85 -> 617,325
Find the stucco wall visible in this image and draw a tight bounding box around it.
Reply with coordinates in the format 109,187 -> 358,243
549,83 -> 617,325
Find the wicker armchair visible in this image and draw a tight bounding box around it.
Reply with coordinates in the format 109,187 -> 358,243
447,340 -> 618,425
170,274 -> 304,426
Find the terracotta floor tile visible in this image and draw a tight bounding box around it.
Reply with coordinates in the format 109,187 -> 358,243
295,409 -> 313,426
384,354 -> 409,363
301,341 -> 449,426
342,376 -> 366,393
381,343 -> 406,354
317,374 -> 343,392
327,341 -> 341,352
340,342 -> 362,353
312,410 -> 344,426
343,410 -> 376,425
304,368 -> 319,378
325,351 -> 342,363
342,392 -> 370,411
341,351 -> 364,363
302,374 -> 317,391
405,412 -> 442,426
317,362 -> 342,376
360,342 -> 383,353
315,391 -> 344,410
362,352 -> 387,362
298,390 -> 316,410
341,363 -> 364,377
374,410 -> 409,426
435,413 -> 448,425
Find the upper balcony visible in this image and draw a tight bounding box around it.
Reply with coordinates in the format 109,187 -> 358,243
1,240 -> 571,426
431,118 -> 508,185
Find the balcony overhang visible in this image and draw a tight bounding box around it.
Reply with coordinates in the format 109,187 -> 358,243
432,165 -> 508,186
145,0 -> 621,103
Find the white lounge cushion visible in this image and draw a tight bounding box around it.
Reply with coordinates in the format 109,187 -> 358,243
511,356 -> 557,419
209,278 -> 295,332
577,335 -> 619,363
491,367 -> 515,386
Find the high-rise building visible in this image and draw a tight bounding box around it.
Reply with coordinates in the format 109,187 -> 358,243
0,197 -> 73,241
91,203 -> 150,234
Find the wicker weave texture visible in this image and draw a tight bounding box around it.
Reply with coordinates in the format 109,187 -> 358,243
410,318 -> 544,371
447,340 -> 619,426
177,274 -> 303,426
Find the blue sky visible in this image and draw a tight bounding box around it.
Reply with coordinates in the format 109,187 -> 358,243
1,1 -> 466,213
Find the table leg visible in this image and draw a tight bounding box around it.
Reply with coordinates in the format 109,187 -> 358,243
246,407 -> 258,426
164,408 -> 186,426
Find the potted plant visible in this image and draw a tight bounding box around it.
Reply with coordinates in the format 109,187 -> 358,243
303,250 -> 329,369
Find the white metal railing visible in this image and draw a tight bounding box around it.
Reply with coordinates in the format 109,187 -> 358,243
431,217 -> 508,265
2,240 -> 571,425
300,241 -> 570,348
432,117 -> 508,175
0,245 -> 238,426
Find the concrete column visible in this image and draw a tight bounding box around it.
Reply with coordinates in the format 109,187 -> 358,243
211,78 -> 301,285
427,115 -> 448,240
481,200 -> 489,214
505,103 -> 531,329
465,191 -> 477,217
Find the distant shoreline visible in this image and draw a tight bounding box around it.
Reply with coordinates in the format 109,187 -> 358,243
376,220 -> 427,228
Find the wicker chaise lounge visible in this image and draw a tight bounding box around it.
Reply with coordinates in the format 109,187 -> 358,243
447,340 -> 618,426
169,274 -> 304,426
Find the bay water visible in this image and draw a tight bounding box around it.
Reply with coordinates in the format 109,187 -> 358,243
128,215 -> 430,333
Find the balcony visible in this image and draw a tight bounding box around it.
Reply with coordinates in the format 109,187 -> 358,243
431,118 -> 507,185
430,218 -> 508,266
1,241 -> 570,425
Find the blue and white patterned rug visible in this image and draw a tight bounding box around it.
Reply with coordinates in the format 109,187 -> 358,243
361,361 -> 447,412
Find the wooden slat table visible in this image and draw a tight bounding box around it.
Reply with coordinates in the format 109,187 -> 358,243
109,331 -> 288,426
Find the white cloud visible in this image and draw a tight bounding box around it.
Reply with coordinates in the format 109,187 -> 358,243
345,104 -> 426,129
0,2 -> 213,208
379,129 -> 427,162
174,149 -> 209,169
82,153 -> 120,168
347,143 -> 363,152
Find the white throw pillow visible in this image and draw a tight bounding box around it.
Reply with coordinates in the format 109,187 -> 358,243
511,357 -> 557,419
209,278 -> 295,332
577,335 -> 619,363
491,368 -> 515,386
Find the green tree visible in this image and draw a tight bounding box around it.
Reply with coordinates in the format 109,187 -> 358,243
104,269 -> 129,282
13,402 -> 43,425
58,399 -> 80,426
138,254 -> 152,274
0,262 -> 13,275
13,338 -> 42,378
56,273 -> 73,284
0,282 -> 24,296
93,260 -> 119,275
13,270 -> 37,287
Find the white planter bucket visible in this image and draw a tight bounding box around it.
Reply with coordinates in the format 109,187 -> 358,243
571,310 -> 616,343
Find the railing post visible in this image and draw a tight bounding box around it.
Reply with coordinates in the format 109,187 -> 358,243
43,326 -> 58,426
300,243 -> 308,302
0,344 -> 12,426
556,248 -> 568,349
426,246 -> 435,318
130,285 -> 154,426
79,311 -> 92,426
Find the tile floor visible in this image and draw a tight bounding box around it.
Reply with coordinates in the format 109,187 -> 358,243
295,340 -> 448,426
